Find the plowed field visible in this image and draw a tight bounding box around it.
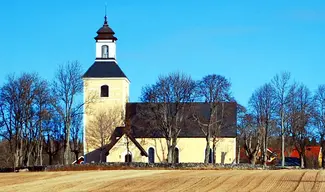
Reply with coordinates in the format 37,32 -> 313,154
0,170 -> 324,192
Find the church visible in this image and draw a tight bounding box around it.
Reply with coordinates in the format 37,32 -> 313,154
82,16 -> 237,164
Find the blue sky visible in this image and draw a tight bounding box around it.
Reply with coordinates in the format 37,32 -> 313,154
0,0 -> 324,106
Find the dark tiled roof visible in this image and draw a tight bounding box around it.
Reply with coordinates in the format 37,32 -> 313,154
95,17 -> 117,41
83,61 -> 128,79
121,102 -> 237,138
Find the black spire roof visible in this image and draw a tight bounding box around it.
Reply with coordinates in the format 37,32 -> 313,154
83,61 -> 128,79
94,16 -> 117,41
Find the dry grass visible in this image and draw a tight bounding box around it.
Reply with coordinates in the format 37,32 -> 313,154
0,170 -> 324,192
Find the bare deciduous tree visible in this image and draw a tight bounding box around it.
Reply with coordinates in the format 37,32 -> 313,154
0,140 -> 12,167
0,73 -> 52,167
52,61 -> 83,165
272,72 -> 291,167
0,75 -> 23,168
70,113 -> 83,161
140,72 -> 196,163
43,115 -> 63,165
86,107 -> 123,163
239,112 -> 262,165
236,104 -> 246,164
33,79 -> 53,166
249,83 -> 276,166
287,83 -> 314,168
194,74 -> 232,163
314,84 -> 325,168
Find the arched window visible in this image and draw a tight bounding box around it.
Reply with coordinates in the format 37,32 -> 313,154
100,85 -> 109,97
174,147 -> 179,163
148,147 -> 155,163
125,153 -> 132,163
102,45 -> 109,58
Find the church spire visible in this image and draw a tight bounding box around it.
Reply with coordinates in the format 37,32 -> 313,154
104,3 -> 108,25
104,15 -> 108,25
94,12 -> 117,41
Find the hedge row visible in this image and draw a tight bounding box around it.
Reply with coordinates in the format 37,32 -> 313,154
46,162 -> 275,171
1,163 -> 292,172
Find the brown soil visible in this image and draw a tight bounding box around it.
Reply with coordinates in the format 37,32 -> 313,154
0,170 -> 324,192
